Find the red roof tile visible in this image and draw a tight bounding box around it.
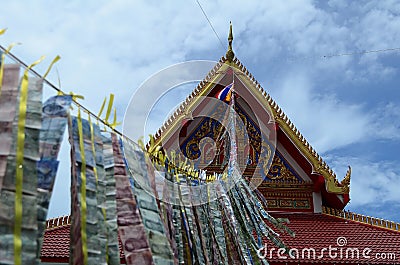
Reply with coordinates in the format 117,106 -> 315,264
40,216 -> 125,263
40,224 -> 70,263
41,213 -> 400,264
264,212 -> 400,264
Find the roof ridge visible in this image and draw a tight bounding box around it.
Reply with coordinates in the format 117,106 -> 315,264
45,215 -> 71,230
322,206 -> 400,232
149,56 -> 227,148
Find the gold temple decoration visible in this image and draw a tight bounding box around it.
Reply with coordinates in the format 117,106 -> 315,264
226,22 -> 234,62
323,206 -> 400,232
339,166 -> 351,193
267,155 -> 299,181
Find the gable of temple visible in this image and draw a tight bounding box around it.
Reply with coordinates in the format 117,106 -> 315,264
148,24 -> 351,212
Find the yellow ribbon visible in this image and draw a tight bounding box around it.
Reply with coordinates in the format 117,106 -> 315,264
175,172 -> 181,183
69,92 -> 84,102
207,179 -> 211,203
55,67 -> 62,90
111,107 -> 121,128
104,93 -> 114,123
0,28 -> 7,93
42,55 -> 61,80
0,42 -> 20,97
57,91 -> 84,110
77,107 -> 88,265
97,97 -> 107,126
97,94 -> 121,130
14,56 -> 44,265
57,91 -> 84,101
137,136 -> 145,150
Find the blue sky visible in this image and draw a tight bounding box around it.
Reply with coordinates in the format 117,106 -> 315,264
1,0 -> 400,222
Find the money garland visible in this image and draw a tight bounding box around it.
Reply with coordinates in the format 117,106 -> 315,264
121,138 -> 176,265
36,95 -> 72,259
187,189 -> 208,265
69,113 -> 106,265
87,114 -> 108,264
101,132 -> 120,265
162,171 -> 184,263
0,64 -> 20,192
0,68 -> 43,265
111,133 -> 154,265
208,195 -> 228,264
175,175 -> 195,264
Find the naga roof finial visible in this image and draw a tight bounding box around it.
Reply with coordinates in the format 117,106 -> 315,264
226,21 -> 234,62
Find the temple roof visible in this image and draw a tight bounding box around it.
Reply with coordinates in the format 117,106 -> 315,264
148,25 -> 351,196
40,216 -> 125,263
266,208 -> 400,264
41,209 -> 400,264
40,218 -> 70,262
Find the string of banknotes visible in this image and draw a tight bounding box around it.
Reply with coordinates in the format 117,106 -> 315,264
0,60 -> 294,265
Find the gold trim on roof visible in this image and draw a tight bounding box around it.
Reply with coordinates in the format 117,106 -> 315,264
148,57 -> 229,148
258,179 -> 314,190
323,206 -> 400,232
45,215 -> 71,230
149,27 -> 350,194
229,58 -> 351,194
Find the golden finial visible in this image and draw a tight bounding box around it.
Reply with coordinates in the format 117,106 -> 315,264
228,22 -> 233,47
341,165 -> 351,187
226,21 -> 234,62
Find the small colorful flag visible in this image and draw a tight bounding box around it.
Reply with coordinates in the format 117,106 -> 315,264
215,83 -> 233,102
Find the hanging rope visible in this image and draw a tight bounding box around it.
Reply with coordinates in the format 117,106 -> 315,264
0,42 -> 20,96
196,0 -> 226,52
0,44 -> 127,141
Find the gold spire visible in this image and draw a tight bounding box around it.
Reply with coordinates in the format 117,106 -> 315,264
226,22 -> 234,62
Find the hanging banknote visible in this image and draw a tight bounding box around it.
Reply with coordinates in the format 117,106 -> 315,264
122,138 -> 176,265
36,95 -> 72,259
0,73 -> 43,265
161,171 -> 183,263
89,120 -> 108,265
0,64 -> 20,192
101,132 -> 120,265
69,115 -> 106,265
111,133 -> 154,265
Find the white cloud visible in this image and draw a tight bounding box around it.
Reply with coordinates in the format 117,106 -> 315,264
328,155 -> 400,207
368,102 -> 400,140
272,71 -> 370,153
47,129 -> 71,218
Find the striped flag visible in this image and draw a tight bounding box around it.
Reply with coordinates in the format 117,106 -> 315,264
215,83 -> 233,102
